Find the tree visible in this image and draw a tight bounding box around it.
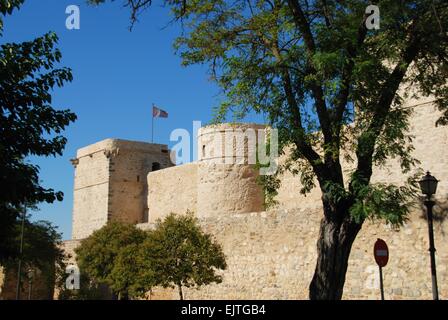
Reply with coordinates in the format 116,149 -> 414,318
3,219 -> 67,299
20,220 -> 67,293
109,243 -> 156,299
90,0 -> 448,299
144,212 -> 227,300
74,222 -> 147,299
0,1 -> 76,262
74,215 -> 226,300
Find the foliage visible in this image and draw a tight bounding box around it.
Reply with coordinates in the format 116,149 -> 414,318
74,222 -> 147,299
143,212 -> 227,300
109,243 -> 156,299
0,1 -> 76,262
0,0 -> 24,33
349,171 -> 423,227
4,218 -> 68,296
255,129 -> 280,208
74,215 -> 226,300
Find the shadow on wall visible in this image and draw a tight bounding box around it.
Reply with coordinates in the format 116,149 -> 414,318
418,196 -> 448,235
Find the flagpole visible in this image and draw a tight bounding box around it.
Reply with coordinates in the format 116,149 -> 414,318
152,103 -> 154,143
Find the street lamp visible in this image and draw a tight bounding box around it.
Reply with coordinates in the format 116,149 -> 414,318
418,171 -> 439,300
27,268 -> 34,300
15,207 -> 26,300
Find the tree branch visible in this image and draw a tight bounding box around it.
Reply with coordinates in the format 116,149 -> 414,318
262,35 -> 325,178
287,0 -> 332,150
333,11 -> 370,132
320,0 -> 332,28
353,24 -> 422,187
287,0 -> 316,53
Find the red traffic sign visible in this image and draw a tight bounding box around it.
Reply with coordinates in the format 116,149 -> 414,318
374,238 -> 389,267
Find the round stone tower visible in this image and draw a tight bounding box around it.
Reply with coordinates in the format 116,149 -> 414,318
197,123 -> 266,218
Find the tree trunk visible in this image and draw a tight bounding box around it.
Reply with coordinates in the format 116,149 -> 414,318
178,284 -> 183,300
309,212 -> 363,300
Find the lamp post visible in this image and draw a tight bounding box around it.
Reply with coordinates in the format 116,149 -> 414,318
27,268 -> 34,300
418,171 -> 439,300
15,207 -> 26,300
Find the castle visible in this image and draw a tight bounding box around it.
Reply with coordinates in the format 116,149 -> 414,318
68,123 -> 267,240
61,92 -> 448,300
2,93 -> 446,300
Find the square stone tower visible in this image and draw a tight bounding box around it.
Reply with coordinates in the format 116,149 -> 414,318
70,139 -> 173,240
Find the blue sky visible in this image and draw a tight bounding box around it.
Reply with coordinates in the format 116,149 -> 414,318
2,0 -> 263,239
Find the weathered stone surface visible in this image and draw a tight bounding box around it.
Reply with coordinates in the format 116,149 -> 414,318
147,163 -> 198,223
71,139 -> 173,239
197,162 -> 264,218
197,123 -> 266,217
63,239 -> 81,265
138,205 -> 447,300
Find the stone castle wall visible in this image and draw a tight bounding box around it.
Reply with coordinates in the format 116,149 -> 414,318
213,100 -> 447,300
144,100 -> 448,221
106,141 -> 173,225
61,96 -> 448,300
142,204 -> 447,300
197,123 -> 265,218
71,140 -> 111,240
147,163 -> 198,223
146,123 -> 266,222
137,100 -> 448,300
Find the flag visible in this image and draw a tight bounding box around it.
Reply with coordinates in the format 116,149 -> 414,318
153,105 -> 168,118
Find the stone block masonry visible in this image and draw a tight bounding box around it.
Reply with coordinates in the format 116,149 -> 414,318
147,163 -> 198,223
141,204 -> 447,300
71,139 -> 173,239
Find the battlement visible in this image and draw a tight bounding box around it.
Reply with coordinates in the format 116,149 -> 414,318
74,138 -> 170,159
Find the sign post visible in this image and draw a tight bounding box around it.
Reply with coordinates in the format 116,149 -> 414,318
374,238 -> 389,300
